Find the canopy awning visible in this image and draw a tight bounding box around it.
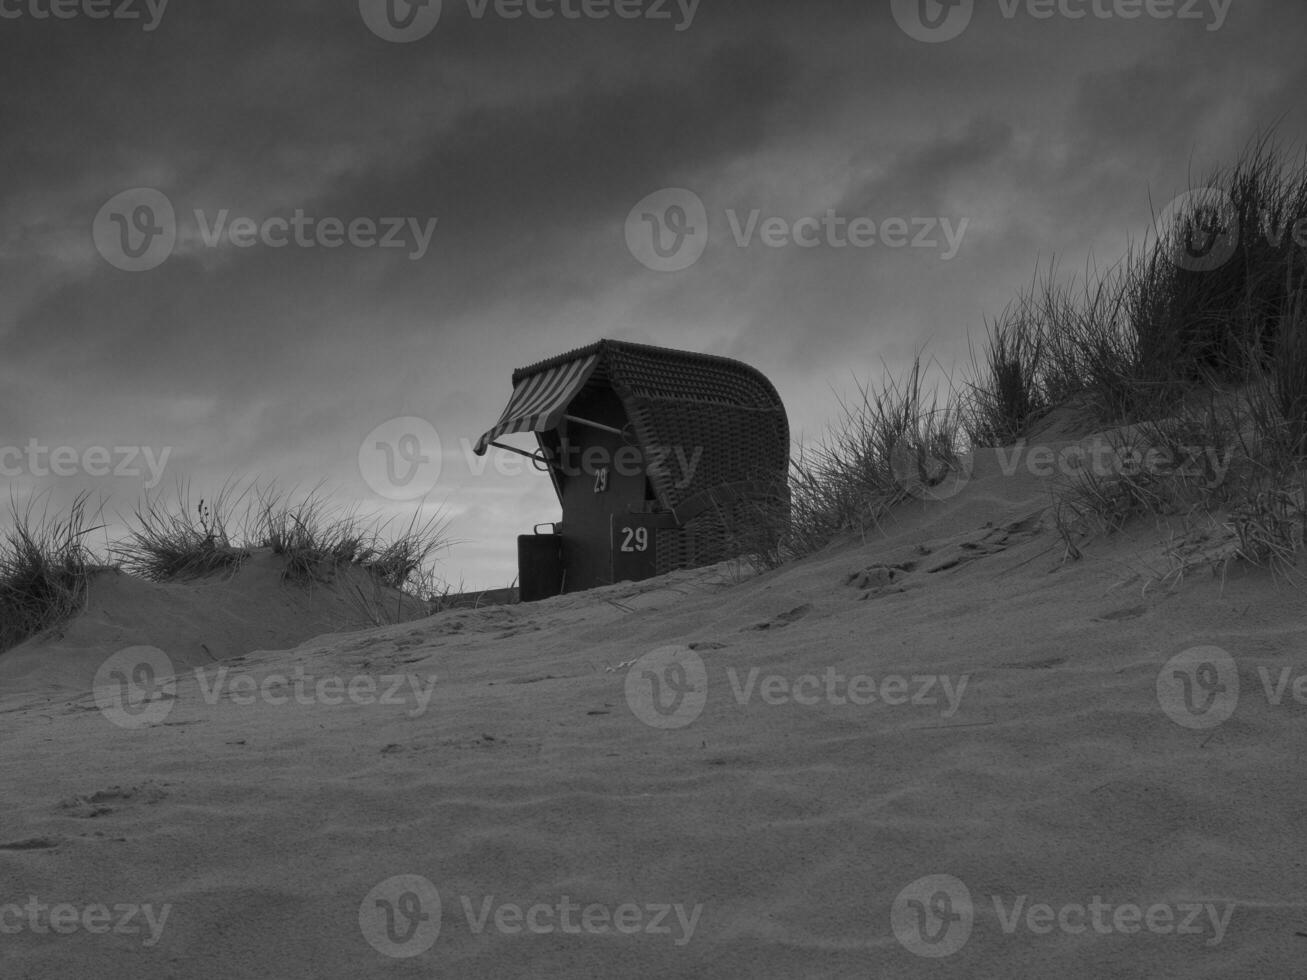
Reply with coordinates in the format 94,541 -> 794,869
473,353 -> 600,455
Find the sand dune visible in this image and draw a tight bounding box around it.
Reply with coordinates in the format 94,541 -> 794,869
1,445 -> 1304,978
0,549 -> 429,699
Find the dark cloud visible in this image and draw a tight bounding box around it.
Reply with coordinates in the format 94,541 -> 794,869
2,0 -> 1306,586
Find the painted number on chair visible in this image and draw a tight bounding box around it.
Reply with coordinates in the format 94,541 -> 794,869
620,526 -> 649,552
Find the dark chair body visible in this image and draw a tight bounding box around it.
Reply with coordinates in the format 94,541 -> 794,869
475,340 -> 789,600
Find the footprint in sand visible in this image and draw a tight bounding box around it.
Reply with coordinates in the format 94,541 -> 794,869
845,562 -> 917,596
58,781 -> 169,819
1095,605 -> 1148,622
745,604 -> 812,631
0,836 -> 61,850
926,515 -> 1046,573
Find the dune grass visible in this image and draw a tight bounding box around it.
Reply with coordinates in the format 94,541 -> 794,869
746,133 -> 1307,575
115,481 -> 253,581
0,481 -> 451,655
0,480 -> 453,655
961,133 -> 1307,575
0,492 -> 106,652
252,485 -> 449,591
111,481 -> 452,595
761,356 -> 966,564
966,132 -> 1307,436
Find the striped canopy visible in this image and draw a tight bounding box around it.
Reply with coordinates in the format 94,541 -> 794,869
473,353 -> 599,455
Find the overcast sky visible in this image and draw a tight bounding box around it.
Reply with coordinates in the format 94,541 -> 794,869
2,0 -> 1305,589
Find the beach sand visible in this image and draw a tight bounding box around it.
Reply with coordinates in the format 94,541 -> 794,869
2,441 -> 1304,978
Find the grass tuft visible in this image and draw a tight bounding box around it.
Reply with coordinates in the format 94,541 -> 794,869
765,355 -> 965,563
0,491 -> 105,653
115,481 -> 252,581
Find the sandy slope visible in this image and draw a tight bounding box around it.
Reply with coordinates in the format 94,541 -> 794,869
0,549 -> 429,697
1,444 -> 1305,978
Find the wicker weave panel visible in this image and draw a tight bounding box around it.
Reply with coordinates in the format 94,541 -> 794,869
627,398 -> 787,510
654,496 -> 784,575
604,344 -> 779,407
